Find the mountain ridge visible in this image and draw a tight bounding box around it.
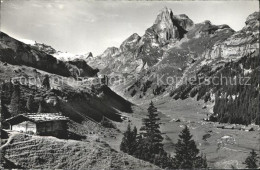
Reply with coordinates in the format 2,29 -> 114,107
0,32 -> 98,78
85,9 -> 258,101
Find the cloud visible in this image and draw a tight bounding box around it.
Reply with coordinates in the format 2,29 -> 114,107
46,4 -> 52,8
98,13 -> 119,19
58,4 -> 64,10
78,16 -> 96,23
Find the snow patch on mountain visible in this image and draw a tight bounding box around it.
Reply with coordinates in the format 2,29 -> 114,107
18,39 -> 36,45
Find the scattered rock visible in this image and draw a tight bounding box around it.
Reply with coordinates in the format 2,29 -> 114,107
175,119 -> 181,122
202,133 -> 211,141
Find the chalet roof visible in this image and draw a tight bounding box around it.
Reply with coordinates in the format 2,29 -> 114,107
5,113 -> 69,125
26,113 -> 68,121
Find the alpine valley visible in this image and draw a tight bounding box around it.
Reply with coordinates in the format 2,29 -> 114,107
1,7 -> 259,169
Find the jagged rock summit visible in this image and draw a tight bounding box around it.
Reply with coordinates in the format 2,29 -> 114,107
86,7 -> 196,74
152,7 -> 194,43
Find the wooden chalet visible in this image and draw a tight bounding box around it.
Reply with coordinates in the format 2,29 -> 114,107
5,113 -> 69,138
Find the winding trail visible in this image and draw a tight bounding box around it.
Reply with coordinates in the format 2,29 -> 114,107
0,132 -> 18,151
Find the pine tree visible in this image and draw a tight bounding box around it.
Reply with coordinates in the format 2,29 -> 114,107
174,126 -> 207,169
243,149 -> 258,169
37,102 -> 42,113
8,78 -> 13,98
120,124 -> 137,155
133,135 -> 150,161
42,74 -> 50,90
195,153 -> 208,168
37,100 -> 45,113
9,83 -> 21,116
91,85 -> 96,93
140,101 -> 164,155
26,95 -> 34,112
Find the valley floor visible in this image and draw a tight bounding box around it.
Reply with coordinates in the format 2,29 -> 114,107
108,95 -> 260,169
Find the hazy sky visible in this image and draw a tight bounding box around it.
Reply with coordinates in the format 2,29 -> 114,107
0,0 -> 259,56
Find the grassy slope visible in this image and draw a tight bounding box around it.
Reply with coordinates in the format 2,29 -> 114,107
2,132 -> 159,169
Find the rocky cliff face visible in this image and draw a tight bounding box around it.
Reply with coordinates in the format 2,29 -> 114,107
204,12 -> 259,60
87,7 -> 194,76
32,42 -> 57,55
152,7 -> 193,44
0,32 -> 70,77
86,9 -> 259,100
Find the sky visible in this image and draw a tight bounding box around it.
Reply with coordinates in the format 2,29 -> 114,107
0,0 -> 259,56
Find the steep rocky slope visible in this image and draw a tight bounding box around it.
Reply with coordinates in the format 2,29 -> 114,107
0,60 -> 132,123
203,12 -> 259,60
0,32 -> 98,78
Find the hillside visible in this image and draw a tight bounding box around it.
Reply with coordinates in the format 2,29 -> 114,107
1,132 -> 159,169
0,65 -> 132,123
170,50 -> 260,125
0,32 -> 98,78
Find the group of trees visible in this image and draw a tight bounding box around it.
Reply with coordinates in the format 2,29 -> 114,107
120,101 -> 207,169
26,94 -> 46,113
212,53 -> 260,125
1,75 -> 50,118
170,52 -> 260,125
9,83 -> 21,115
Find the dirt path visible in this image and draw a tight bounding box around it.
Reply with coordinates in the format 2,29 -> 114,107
0,132 -> 19,151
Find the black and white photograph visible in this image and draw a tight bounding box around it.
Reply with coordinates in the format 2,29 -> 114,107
0,0 -> 259,169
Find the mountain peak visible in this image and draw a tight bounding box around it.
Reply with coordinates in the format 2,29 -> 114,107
100,47 -> 120,58
76,52 -> 93,61
149,7 -> 193,43
245,11 -> 259,25
161,7 -> 172,14
154,7 -> 173,25
120,33 -> 141,52
86,52 -> 93,58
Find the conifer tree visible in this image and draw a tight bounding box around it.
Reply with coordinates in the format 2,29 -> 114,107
37,100 -> 45,113
133,134 -> 150,161
195,153 -> 208,168
120,124 -> 137,155
9,83 -> 21,116
26,95 -> 34,112
140,101 -> 164,155
37,102 -> 42,113
42,74 -> 50,90
174,126 -> 207,169
8,78 -> 13,98
243,149 -> 258,169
